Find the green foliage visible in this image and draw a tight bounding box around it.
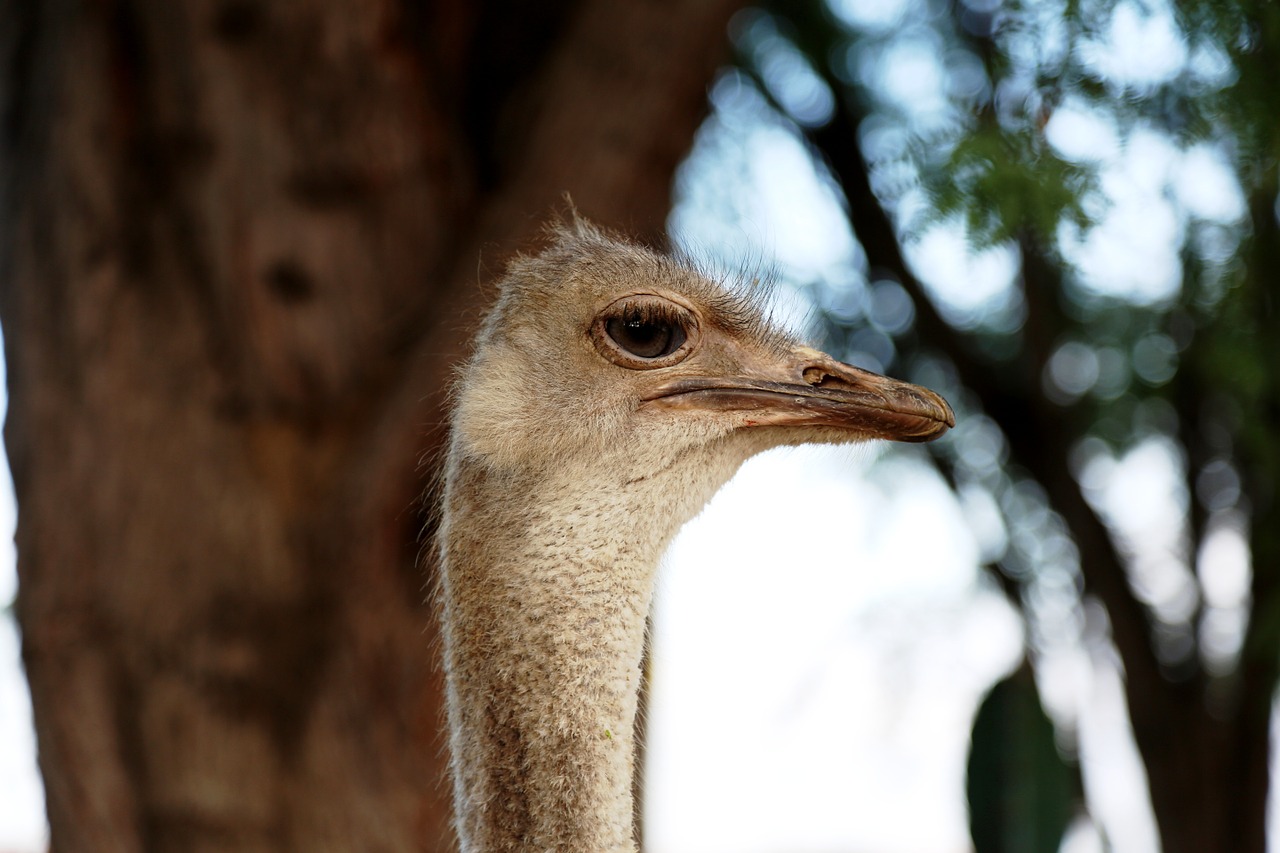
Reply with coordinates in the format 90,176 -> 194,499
967,665 -> 1079,853
926,122 -> 1098,246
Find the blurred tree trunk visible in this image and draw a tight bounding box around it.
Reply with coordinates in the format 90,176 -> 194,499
0,1 -> 739,849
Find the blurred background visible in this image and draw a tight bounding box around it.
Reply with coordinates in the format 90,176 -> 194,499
2,0 -> 1278,851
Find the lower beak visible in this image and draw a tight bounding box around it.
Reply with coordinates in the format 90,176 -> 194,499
642,346 -> 955,443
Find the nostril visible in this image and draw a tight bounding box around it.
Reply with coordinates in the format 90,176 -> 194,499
803,366 -> 850,389
802,366 -> 826,385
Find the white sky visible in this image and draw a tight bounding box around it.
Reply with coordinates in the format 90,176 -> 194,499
0,348 -> 45,853
647,447 -> 1023,853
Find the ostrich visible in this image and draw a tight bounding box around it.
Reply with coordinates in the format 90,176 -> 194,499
437,217 -> 954,852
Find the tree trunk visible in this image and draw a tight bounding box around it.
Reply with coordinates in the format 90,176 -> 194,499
0,1 -> 739,849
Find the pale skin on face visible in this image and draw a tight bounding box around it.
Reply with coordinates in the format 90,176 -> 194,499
438,217 -> 954,853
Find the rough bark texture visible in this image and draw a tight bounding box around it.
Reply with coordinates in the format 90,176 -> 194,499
0,0 -> 740,849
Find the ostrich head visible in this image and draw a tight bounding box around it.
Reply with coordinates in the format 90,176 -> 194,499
452,220 -> 949,484
438,217 -> 953,853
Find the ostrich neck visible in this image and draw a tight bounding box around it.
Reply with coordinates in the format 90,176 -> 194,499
439,457 -> 711,853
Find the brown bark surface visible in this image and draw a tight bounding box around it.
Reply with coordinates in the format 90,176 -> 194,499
0,1 -> 741,849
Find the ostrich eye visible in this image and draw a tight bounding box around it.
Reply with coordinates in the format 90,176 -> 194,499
605,315 -> 687,359
592,295 -> 698,369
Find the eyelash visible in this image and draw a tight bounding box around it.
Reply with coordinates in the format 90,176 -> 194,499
616,302 -> 681,328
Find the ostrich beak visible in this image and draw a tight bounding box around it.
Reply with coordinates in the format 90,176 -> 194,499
643,345 -> 955,443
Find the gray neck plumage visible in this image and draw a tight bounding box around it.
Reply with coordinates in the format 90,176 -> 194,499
439,452 -> 731,852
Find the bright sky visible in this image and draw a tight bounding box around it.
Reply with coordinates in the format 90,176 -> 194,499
647,447 -> 1023,853
0,346 -> 45,853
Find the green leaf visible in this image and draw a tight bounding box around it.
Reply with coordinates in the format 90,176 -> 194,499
967,664 -> 1080,853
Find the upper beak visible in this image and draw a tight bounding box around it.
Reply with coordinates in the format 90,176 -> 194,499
641,345 -> 955,443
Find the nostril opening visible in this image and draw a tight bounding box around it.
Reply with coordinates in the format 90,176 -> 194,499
803,366 -> 849,388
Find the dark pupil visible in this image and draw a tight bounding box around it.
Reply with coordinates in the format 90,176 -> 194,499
606,315 -> 686,359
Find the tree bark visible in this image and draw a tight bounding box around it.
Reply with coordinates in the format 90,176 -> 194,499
0,0 -> 740,849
